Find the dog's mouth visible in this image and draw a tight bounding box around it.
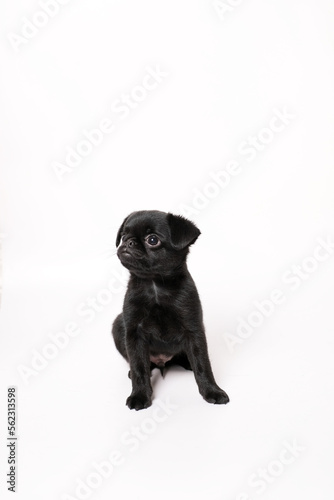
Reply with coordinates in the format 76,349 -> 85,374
117,247 -> 137,261
117,247 -> 149,276
117,245 -> 168,279
118,248 -> 130,257
117,251 -> 134,267
118,245 -> 144,257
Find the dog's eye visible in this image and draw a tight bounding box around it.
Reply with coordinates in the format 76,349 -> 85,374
146,234 -> 160,247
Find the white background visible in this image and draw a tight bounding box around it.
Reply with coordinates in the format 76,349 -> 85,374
1,0 -> 334,499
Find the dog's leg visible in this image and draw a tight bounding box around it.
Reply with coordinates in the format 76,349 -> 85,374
125,328 -> 153,410
185,332 -> 229,405
128,363 -> 157,379
111,313 -> 128,360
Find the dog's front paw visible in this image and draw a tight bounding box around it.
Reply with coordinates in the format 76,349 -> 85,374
126,392 -> 152,411
203,387 -> 229,405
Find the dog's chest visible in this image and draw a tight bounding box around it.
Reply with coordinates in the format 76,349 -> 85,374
147,281 -> 170,305
139,282 -> 183,339
141,306 -> 182,341
152,282 -> 159,303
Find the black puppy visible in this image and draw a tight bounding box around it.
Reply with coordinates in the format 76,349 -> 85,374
112,210 -> 229,410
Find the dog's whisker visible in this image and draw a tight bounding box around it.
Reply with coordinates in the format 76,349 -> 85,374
98,248 -> 118,259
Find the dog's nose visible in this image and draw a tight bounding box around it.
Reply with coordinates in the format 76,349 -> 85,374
127,239 -> 137,248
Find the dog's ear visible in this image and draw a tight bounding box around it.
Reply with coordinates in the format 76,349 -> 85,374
115,215 -> 129,247
167,213 -> 201,250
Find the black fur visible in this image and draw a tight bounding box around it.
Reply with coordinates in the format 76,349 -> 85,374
111,210 -> 229,410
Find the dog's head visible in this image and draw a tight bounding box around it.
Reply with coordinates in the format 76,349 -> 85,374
115,210 -> 200,278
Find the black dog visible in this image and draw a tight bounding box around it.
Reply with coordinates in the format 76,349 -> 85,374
112,210 -> 229,410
